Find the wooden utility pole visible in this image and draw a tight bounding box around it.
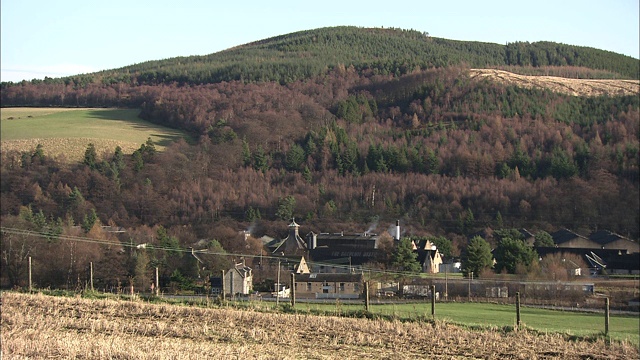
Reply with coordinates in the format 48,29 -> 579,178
155,267 -> 159,296
90,262 -> 94,291
290,273 -> 296,308
276,260 -> 281,306
28,256 -> 32,292
221,270 -> 226,302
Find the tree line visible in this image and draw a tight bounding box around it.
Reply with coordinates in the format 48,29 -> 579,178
2,67 -> 638,230
1,39 -> 638,291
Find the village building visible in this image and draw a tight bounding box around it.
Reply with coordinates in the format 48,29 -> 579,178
439,260 -> 462,274
544,228 -> 639,275
294,273 -> 364,299
520,229 -> 535,246
295,256 -> 311,274
305,230 -> 383,273
535,246 -> 639,275
210,263 -> 253,296
414,239 -> 443,273
550,229 -> 600,249
272,219 -> 307,258
588,230 -> 640,254
269,219 -> 453,275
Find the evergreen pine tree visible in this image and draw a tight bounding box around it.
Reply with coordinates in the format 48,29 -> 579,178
391,238 -> 421,273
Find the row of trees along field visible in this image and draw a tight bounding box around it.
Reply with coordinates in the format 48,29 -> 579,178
1,27 -> 638,291
0,204 -> 584,292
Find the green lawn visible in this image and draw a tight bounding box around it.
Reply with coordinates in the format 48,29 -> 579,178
0,108 -> 189,162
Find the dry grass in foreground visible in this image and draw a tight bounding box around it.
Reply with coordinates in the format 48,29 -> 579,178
1,292 -> 637,359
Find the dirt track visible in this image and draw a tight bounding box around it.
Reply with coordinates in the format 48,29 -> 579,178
470,69 -> 640,97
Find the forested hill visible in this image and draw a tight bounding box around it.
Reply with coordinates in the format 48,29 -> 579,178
2,26 -> 638,88
1,26 -> 639,269
90,27 -> 640,84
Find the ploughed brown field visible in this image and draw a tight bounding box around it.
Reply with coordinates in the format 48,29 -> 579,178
1,292 -> 638,359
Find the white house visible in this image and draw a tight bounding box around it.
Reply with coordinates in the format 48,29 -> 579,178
224,263 -> 253,295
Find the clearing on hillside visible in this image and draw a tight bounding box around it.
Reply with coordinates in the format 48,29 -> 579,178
0,108 -> 189,163
470,69 -> 640,97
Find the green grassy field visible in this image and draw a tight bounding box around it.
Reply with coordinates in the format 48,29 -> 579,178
262,301 -> 639,346
0,107 -> 189,162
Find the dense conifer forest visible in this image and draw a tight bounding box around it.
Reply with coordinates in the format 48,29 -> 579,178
1,26 -> 638,290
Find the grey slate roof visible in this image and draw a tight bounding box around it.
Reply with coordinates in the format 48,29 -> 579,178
295,273 -> 363,283
550,228 -> 588,245
589,230 -> 626,245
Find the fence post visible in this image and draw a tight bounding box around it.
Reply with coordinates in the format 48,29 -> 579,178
90,262 -> 94,291
444,268 -> 448,301
468,271 -> 473,302
364,282 -> 370,312
28,256 -> 32,292
431,285 -> 436,319
155,267 -> 159,296
221,270 -> 226,302
276,260 -> 281,307
516,292 -> 521,330
605,297 -> 610,336
290,272 -> 296,308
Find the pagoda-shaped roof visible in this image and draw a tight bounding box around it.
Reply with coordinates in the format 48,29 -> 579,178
273,218 -> 307,256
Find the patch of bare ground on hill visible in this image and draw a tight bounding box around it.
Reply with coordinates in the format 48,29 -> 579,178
2,292 -> 637,360
470,69 -> 640,97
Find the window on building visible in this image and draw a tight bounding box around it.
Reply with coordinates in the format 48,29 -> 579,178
306,282 -> 312,291
339,283 -> 345,292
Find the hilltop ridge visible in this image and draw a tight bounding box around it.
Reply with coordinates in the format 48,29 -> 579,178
3,26 -> 637,88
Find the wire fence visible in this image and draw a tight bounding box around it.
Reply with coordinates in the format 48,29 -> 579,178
3,225 -> 638,345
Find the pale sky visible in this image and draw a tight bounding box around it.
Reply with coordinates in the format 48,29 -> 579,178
1,0 -> 638,83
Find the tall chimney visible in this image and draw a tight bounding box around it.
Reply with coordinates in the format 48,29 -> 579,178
307,233 -> 317,250
396,220 -> 400,241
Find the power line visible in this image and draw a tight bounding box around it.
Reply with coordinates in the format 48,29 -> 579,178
0,226 -> 428,279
